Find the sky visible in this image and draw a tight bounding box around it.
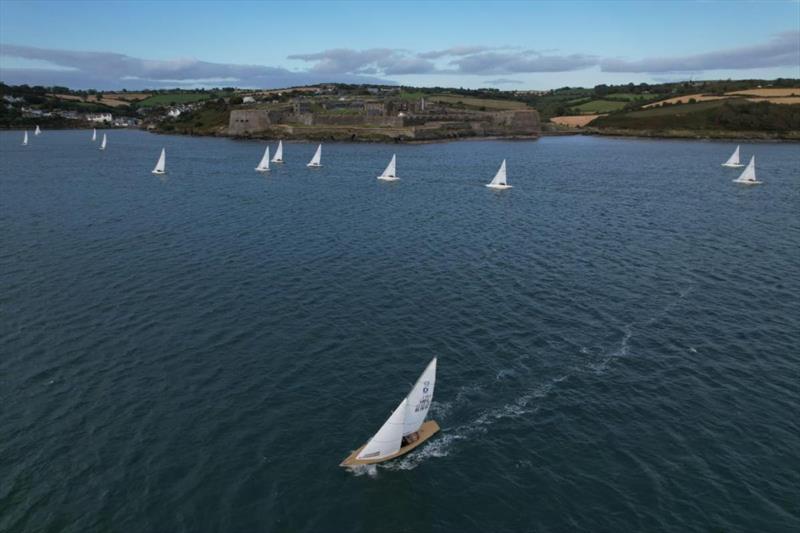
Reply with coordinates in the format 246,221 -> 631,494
0,0 -> 798,90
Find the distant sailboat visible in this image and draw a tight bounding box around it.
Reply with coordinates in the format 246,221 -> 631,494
377,154 -> 399,181
271,140 -> 284,163
99,133 -> 107,150
485,159 -> 512,189
733,155 -> 761,185
340,358 -> 440,467
722,145 -> 744,168
34,125 -> 41,136
152,148 -> 166,175
307,144 -> 322,167
92,128 -> 97,142
22,130 -> 28,146
255,146 -> 271,172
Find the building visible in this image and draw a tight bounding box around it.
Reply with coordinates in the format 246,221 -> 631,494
167,108 -> 182,118
242,96 -> 256,104
86,112 -> 112,123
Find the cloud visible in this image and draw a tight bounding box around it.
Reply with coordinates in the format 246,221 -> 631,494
450,51 -> 598,75
601,30 -> 800,73
418,46 -> 495,59
287,48 -> 439,76
484,78 -> 524,85
0,43 -> 390,89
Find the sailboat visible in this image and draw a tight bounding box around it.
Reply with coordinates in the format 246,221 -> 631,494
152,148 -> 166,175
34,125 -> 41,136
377,154 -> 399,181
22,131 -> 28,146
485,159 -> 512,189
99,133 -> 107,150
92,128 -> 97,142
722,145 -> 744,168
340,358 -> 440,467
255,146 -> 271,172
733,156 -> 761,185
307,144 -> 322,168
271,140 -> 284,163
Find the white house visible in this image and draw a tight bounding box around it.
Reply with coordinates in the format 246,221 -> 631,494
86,112 -> 112,123
242,96 -> 256,104
167,108 -> 182,118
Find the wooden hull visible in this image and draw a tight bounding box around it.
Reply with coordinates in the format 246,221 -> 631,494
340,420 -> 440,467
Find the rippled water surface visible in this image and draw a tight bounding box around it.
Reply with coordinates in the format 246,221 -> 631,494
1,130 -> 799,532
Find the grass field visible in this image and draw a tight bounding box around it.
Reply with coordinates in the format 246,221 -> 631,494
727,88 -> 800,97
570,99 -> 627,113
429,94 -> 528,110
550,114 -> 604,127
643,94 -> 729,108
137,93 -> 212,107
628,99 -> 733,117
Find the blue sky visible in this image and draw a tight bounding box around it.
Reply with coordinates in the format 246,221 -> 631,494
1,0 -> 798,89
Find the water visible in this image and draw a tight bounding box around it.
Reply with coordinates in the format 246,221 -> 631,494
1,130 -> 799,532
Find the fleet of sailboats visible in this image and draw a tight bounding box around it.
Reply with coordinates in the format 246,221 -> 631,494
152,148 -> 166,175
15,134 -> 768,188
341,358 -> 439,467
377,154 -> 399,181
255,146 -> 271,172
486,159 -> 511,189
307,144 -> 322,167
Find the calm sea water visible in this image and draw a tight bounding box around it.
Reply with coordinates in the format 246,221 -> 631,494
1,130 -> 799,532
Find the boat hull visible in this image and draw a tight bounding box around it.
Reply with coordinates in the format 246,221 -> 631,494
307,164 -> 322,168
377,176 -> 400,181
340,420 -> 440,467
255,167 -> 270,172
152,170 -> 165,175
733,180 -> 762,185
486,184 -> 512,189
722,163 -> 744,168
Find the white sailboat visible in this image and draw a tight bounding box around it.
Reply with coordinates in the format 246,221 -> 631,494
307,144 -> 322,167
377,154 -> 399,181
485,159 -> 511,189
255,146 -> 271,172
34,125 -> 41,136
99,133 -> 107,150
271,140 -> 284,163
722,145 -> 744,168
152,148 -> 166,175
733,155 -> 761,185
22,130 -> 28,146
341,358 -> 440,467
92,128 -> 97,142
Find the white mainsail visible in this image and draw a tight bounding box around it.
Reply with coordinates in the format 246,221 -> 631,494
34,125 -> 41,136
402,358 -> 436,436
377,154 -> 398,180
733,155 -> 760,184
99,133 -> 107,150
152,148 -> 166,174
356,398 -> 408,461
307,144 -> 322,167
22,131 -> 28,146
486,159 -> 510,188
271,140 -> 284,163
92,128 -> 97,141
722,146 -> 742,167
255,146 -> 270,171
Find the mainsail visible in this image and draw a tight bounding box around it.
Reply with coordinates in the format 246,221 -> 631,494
92,129 -> 97,142
734,156 -> 758,183
22,131 -> 28,146
723,146 -> 741,166
255,146 -> 270,171
152,148 -> 166,174
489,160 -> 507,186
379,154 -> 397,179
356,398 -> 408,461
402,358 -> 436,436
307,144 -> 322,167
99,133 -> 107,150
272,140 -> 284,163
34,125 -> 41,136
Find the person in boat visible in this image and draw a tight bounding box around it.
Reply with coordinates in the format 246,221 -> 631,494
402,431 -> 420,447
